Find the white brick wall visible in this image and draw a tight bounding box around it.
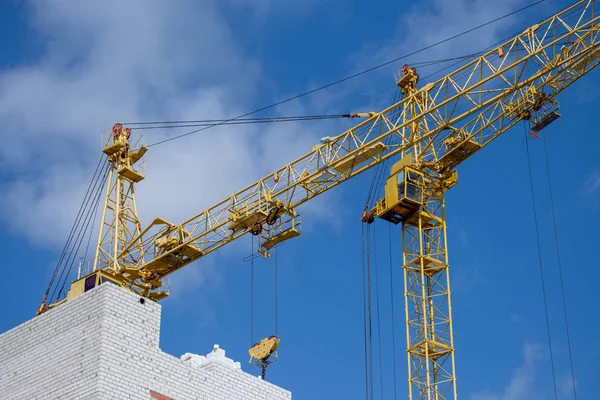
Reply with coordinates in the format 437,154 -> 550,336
0,283 -> 292,400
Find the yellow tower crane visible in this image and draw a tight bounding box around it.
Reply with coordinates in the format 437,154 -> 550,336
40,1 -> 599,399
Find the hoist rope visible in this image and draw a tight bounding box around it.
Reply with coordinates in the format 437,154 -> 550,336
361,224 -> 372,400
44,155 -> 106,300
373,226 -> 384,400
142,0 -> 544,148
523,121 -> 558,400
388,224 -> 398,400
83,193 -> 99,272
364,88 -> 400,212
54,163 -> 109,301
366,226 -> 374,400
543,135 -> 578,400
250,235 -> 255,346
44,156 -> 109,304
275,245 -> 279,338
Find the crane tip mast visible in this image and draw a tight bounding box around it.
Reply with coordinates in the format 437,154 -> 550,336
38,123 -> 155,314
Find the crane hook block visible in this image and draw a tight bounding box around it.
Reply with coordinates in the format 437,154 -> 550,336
249,335 -> 280,361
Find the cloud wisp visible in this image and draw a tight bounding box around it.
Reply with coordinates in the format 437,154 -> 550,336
470,342 -> 545,400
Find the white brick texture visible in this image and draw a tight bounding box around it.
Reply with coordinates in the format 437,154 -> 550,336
0,283 -> 292,400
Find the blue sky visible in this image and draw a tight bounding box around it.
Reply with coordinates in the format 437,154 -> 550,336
1,0 -> 599,399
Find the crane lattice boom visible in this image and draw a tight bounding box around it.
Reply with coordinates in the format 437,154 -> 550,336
113,0 -> 598,298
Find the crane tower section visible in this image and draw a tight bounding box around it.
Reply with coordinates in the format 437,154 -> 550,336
364,2 -> 599,398
365,65 -> 460,399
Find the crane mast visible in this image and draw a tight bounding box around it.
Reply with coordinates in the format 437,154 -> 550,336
94,124 -> 147,276
49,1 -> 598,399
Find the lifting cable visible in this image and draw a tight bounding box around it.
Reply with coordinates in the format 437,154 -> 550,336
250,234 -> 255,347
372,225 -> 384,400
388,224 -> 398,400
428,2 -> 600,82
523,121 -> 558,400
543,135 -> 578,400
363,88 -> 401,217
42,155 -> 109,307
83,193 -> 100,272
43,155 -> 105,298
361,223 -> 373,400
275,245 -> 279,338
362,222 -> 388,400
54,162 -> 110,302
366,224 -> 374,400
248,238 -> 280,348
135,0 -> 544,149
420,1 -> 584,83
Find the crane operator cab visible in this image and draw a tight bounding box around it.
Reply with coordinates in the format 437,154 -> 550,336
365,157 -> 425,225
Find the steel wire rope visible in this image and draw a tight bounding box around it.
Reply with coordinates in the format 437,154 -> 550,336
134,49 -> 489,135
372,225 -> 384,400
250,234 -> 255,347
542,135 -> 578,400
83,192 -> 100,272
124,114 -> 352,128
411,52 -> 486,68
523,121 -> 558,400
361,224 -> 372,400
82,160 -> 112,270
44,154 -> 107,300
145,0 -> 544,148
129,0 -> 568,135
366,225 -> 374,400
54,162 -> 110,297
275,245 -> 279,338
373,89 -> 401,190
420,3 -> 585,82
388,224 -> 398,400
54,162 -> 111,301
48,159 -> 109,302
364,88 -> 400,211
131,119 -> 334,130
57,165 -> 108,295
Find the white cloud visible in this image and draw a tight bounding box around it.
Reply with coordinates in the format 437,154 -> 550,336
509,313 -> 523,323
558,373 -> 577,399
0,0 -> 343,295
459,229 -> 469,247
470,343 -> 545,400
583,172 -> 600,195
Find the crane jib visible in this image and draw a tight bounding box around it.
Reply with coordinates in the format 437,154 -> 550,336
112,1 -> 600,291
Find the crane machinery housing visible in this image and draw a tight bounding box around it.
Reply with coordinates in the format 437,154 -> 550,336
38,1 -> 599,399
